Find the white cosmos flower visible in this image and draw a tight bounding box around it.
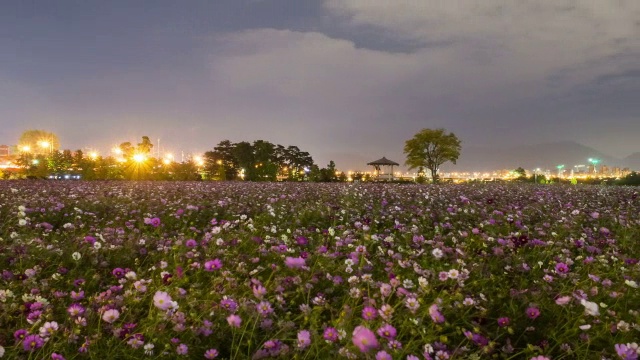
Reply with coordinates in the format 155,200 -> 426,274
580,299 -> 600,316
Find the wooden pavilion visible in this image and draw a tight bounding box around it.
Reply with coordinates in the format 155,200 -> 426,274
367,157 -> 399,181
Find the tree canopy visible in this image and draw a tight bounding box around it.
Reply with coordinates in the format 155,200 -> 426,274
404,128 -> 461,183
18,129 -> 60,154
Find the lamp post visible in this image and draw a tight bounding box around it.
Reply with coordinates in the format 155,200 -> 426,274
588,158 -> 600,174
556,164 -> 565,178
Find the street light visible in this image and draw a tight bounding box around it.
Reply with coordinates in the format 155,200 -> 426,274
38,140 -> 52,154
133,153 -> 146,163
556,165 -> 565,178
20,145 -> 31,152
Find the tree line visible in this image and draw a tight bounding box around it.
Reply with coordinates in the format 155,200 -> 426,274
7,127 -> 467,183
6,134 -> 347,182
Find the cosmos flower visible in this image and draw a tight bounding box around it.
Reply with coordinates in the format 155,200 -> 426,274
22,334 -> 44,352
526,307 -> 541,320
285,257 -> 306,269
352,326 -> 378,353
227,315 -> 242,328
297,330 -> 311,349
102,309 -> 120,323
153,291 -> 174,311
204,259 -> 222,271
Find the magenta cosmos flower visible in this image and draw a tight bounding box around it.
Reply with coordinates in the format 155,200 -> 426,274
352,326 -> 378,353
22,334 -> 44,352
555,262 -> 570,274
204,259 -> 222,271
362,306 -> 378,320
526,307 -> 541,319
323,327 -> 339,342
497,317 -> 510,327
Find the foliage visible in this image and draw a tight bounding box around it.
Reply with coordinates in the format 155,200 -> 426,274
0,182 -> 638,359
17,129 -> 60,155
204,140 -> 314,181
404,128 -> 461,183
616,172 -> 640,186
514,167 -> 527,180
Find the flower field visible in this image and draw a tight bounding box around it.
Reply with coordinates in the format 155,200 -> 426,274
0,181 -> 639,359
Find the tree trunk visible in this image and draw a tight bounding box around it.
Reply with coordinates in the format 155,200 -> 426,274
430,168 -> 439,184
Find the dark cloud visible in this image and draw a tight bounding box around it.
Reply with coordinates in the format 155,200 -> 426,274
0,0 -> 638,170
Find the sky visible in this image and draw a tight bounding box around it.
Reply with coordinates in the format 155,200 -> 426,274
1,0 -> 638,170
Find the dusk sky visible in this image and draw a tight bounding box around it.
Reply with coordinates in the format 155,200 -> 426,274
1,1 -> 638,170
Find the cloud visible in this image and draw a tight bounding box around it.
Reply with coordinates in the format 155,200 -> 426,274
324,0 -> 640,89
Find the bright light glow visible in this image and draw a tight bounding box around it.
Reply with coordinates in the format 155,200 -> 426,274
194,156 -> 204,166
112,147 -> 123,155
20,145 -> 31,152
32,159 -> 39,165
163,158 -> 171,165
133,153 -> 146,163
39,140 -> 50,148
89,152 -> 99,159
165,153 -> 174,160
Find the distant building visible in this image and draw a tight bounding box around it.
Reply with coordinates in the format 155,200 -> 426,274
0,145 -> 10,157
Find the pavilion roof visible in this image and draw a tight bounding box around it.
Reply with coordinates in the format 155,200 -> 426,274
367,157 -> 399,166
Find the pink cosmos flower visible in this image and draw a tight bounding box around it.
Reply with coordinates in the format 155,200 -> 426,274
153,291 -> 174,310
429,304 -> 446,323
376,350 -> 393,360
297,330 -> 311,349
102,309 -> 120,323
285,256 -> 306,269
257,301 -> 274,317
376,324 -> 397,339
555,296 -> 572,305
204,349 -> 219,359
227,314 -> 242,328
352,326 -> 378,353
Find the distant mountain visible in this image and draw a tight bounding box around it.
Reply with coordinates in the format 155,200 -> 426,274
444,141 -> 622,172
623,152 -> 640,171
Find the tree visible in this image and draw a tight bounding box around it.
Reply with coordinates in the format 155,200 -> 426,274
514,167 -> 527,180
404,128 -> 461,183
18,129 -> 60,155
137,136 -> 154,155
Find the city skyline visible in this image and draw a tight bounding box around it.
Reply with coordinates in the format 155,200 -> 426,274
1,1 -> 638,170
